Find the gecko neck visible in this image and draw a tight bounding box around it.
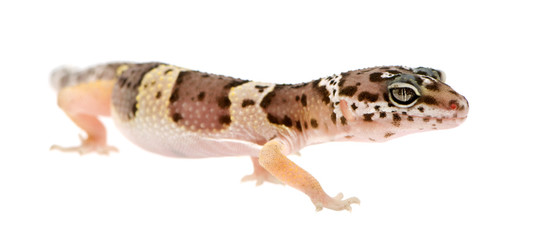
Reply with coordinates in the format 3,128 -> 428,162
264,75 -> 356,150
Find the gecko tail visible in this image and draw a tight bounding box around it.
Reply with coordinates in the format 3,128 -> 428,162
50,62 -> 129,92
50,65 -> 79,92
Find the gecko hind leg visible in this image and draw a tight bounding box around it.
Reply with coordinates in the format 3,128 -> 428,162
241,157 -> 282,186
50,80 -> 117,155
258,140 -> 360,211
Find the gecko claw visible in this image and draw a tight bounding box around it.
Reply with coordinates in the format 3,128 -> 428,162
312,193 -> 360,212
50,134 -> 117,155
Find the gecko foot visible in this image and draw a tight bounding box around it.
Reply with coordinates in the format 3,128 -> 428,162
241,167 -> 282,186
241,172 -> 282,186
242,157 -> 283,186
50,134 -> 118,155
313,193 -> 360,212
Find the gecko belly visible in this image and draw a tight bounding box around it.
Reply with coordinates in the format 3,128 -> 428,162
112,109 -> 263,158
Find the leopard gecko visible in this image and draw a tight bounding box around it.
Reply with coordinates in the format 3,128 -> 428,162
50,62 -> 469,211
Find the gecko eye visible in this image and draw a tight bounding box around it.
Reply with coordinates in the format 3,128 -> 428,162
388,82 -> 421,108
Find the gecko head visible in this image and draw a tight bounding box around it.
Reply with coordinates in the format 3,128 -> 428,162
337,66 -> 469,141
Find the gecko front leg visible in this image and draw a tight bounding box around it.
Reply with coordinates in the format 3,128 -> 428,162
258,139 -> 360,211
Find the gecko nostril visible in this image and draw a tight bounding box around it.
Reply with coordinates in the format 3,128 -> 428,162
448,100 -> 459,110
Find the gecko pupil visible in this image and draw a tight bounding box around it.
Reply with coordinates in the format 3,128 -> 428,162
389,87 -> 419,107
392,88 -> 414,102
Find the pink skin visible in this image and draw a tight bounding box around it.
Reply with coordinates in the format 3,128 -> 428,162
50,80 -> 117,154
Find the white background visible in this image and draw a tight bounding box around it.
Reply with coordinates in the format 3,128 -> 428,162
1,0 -> 535,239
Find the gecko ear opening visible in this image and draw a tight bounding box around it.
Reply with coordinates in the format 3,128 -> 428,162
339,100 -> 356,122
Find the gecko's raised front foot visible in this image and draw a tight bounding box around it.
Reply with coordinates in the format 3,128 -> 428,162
313,193 -> 360,212
50,134 -> 118,155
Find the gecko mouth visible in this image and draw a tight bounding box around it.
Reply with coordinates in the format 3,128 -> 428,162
407,114 -> 467,129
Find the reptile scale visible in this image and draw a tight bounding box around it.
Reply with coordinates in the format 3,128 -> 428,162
50,62 -> 468,211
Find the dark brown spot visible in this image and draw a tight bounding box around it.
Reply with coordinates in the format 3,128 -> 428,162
425,82 -> 440,91
345,135 -> 353,139
295,95 -> 300,101
449,90 -> 460,96
374,105 -> 381,111
282,115 -> 292,127
295,121 -> 302,132
423,117 -> 430,122
172,113 -> 183,122
217,96 -> 231,109
351,103 -> 358,110
219,115 -> 232,125
255,85 -> 268,93
340,86 -> 358,96
169,89 -> 179,103
330,112 -> 337,124
358,92 -> 379,102
312,80 -> 331,104
310,119 -> 319,128
436,119 -> 443,124
393,113 -> 401,122
131,103 -> 137,116
260,91 -> 276,108
241,99 -> 255,107
224,79 -> 247,89
304,121 -> 308,129
155,91 -> 162,99
267,114 -> 279,124
340,116 -> 347,125
363,113 -> 374,122
379,112 -> 386,118
164,69 -> 173,75
201,73 -> 209,78
421,96 -> 438,105
418,107 -> 425,112
369,72 -> 384,82
408,116 -> 414,121
175,71 -> 188,85
392,113 -> 401,127
384,132 -> 395,138
387,70 -> 401,75
301,94 -> 307,107
197,91 -> 205,101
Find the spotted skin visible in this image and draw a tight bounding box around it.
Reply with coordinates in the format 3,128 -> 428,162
51,62 -> 469,211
